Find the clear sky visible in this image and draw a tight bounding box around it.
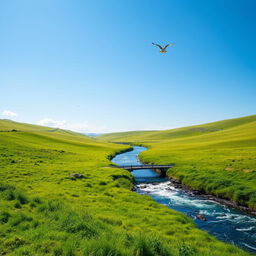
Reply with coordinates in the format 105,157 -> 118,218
1,0 -> 255,133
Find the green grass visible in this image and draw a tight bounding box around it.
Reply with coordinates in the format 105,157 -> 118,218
0,119 -> 251,255
99,115 -> 256,210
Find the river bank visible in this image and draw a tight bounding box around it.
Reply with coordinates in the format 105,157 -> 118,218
100,115 -> 256,213
112,146 -> 256,254
131,144 -> 256,216
113,144 -> 256,216
166,176 -> 256,216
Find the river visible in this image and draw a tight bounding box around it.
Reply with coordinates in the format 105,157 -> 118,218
111,146 -> 256,253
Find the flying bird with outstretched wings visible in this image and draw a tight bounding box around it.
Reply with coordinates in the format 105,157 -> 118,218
152,42 -> 175,53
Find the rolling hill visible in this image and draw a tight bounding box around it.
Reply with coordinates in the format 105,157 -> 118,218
0,119 -> 249,255
99,115 -> 256,143
99,115 -> 256,210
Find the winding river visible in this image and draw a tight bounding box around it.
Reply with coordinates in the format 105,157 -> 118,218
112,146 -> 256,253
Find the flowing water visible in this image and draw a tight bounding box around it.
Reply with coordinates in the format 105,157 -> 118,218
112,146 -> 256,253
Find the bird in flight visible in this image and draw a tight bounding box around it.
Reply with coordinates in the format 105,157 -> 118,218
152,42 -> 175,53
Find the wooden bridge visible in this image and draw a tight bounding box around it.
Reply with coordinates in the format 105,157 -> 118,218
111,164 -> 174,177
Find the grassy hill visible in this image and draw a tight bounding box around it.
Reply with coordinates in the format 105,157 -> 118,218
0,119 -> 89,138
99,115 -> 256,210
0,119 -> 250,255
99,115 -> 256,143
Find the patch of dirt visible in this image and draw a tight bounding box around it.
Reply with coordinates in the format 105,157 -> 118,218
224,167 -> 234,171
243,169 -> 254,173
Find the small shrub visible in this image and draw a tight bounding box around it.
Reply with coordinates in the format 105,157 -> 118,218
4,190 -> 16,201
114,178 -> 132,189
16,192 -> 29,204
38,241 -> 56,254
31,220 -> 40,228
178,242 -> 194,256
233,190 -> 252,205
83,237 -> 124,256
0,183 -> 15,192
54,247 -> 63,256
0,211 -> 11,223
149,235 -> 170,256
37,203 -> 48,212
47,200 -> 62,212
32,197 -> 42,204
65,248 -> 75,256
59,212 -> 98,238
4,237 -> 26,250
15,247 -> 32,256
14,202 -> 22,209
62,241 -> 76,256
99,216 -> 122,226
10,213 -> 33,227
29,202 -> 36,208
133,234 -> 170,256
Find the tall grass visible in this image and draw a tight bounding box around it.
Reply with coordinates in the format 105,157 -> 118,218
0,119 -> 251,255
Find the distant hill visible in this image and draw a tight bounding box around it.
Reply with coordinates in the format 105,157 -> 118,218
99,115 -> 256,210
99,115 -> 256,143
0,119 -> 89,139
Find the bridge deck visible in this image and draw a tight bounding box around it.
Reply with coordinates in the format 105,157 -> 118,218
111,164 -> 174,170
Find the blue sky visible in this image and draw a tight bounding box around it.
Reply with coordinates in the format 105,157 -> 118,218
1,0 -> 255,132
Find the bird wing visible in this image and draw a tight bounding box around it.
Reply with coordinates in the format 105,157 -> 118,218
152,42 -> 163,50
163,43 -> 175,50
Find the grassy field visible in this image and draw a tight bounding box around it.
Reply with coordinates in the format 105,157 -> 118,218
99,115 -> 256,210
0,119 -> 251,255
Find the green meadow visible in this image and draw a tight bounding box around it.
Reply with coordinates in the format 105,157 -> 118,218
99,115 -> 256,210
0,119 -> 251,255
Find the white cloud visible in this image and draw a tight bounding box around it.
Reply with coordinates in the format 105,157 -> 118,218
2,110 -> 17,117
38,118 -> 68,128
37,118 -> 109,133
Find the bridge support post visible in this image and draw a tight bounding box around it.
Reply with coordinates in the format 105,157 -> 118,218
155,168 -> 167,178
